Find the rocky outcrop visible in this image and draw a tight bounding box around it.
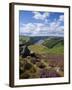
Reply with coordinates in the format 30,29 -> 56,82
20,45 -> 37,58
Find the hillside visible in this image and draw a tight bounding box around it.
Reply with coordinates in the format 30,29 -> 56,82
42,37 -> 64,48
29,44 -> 64,55
19,35 -> 64,79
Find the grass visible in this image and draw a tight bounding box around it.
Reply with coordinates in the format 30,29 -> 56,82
29,44 -> 64,55
29,44 -> 49,54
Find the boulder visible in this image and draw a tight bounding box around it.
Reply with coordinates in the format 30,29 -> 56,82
21,45 -> 30,58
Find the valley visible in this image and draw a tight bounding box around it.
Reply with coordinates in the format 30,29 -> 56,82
19,35 -> 64,79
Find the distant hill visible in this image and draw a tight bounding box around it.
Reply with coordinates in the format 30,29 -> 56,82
19,35 -> 64,46
42,37 -> 64,48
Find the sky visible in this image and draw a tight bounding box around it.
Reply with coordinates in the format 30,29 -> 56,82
19,10 -> 64,37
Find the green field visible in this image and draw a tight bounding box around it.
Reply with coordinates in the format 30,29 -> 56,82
29,44 -> 64,55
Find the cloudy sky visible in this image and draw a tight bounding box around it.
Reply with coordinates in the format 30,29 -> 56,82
19,11 -> 64,37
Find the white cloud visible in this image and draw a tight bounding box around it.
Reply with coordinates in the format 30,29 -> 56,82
32,11 -> 50,21
20,21 -> 64,37
20,23 -> 36,35
59,15 -> 64,21
20,11 -> 64,37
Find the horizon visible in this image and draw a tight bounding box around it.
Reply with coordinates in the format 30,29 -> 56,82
19,35 -> 64,38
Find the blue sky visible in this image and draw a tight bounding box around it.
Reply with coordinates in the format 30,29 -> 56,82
19,10 -> 64,37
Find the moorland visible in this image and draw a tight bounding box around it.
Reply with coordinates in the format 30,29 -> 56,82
19,36 -> 64,79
